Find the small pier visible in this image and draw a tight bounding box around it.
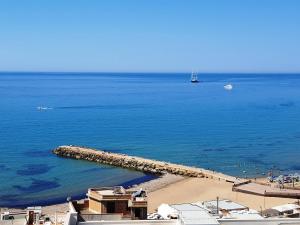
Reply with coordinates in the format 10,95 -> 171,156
53,145 -> 239,182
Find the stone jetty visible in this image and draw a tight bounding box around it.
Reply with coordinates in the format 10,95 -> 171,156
53,145 -> 239,182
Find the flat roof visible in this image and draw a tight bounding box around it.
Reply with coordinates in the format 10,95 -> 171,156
171,203 -> 207,211
203,200 -> 247,211
272,203 -> 300,212
95,189 -> 116,195
225,209 -> 263,220
89,186 -> 131,196
170,204 -> 219,225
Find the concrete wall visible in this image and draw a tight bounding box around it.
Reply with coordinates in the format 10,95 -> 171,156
89,199 -> 103,213
64,202 -> 78,225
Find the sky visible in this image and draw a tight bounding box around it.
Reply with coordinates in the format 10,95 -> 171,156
0,0 -> 299,73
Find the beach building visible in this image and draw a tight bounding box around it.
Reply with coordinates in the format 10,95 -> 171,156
165,203 -> 219,225
262,203 -> 300,218
65,200 -> 176,225
71,186 -> 148,221
155,202 -> 300,225
157,202 -> 262,222
157,203 -> 219,224
271,204 -> 300,218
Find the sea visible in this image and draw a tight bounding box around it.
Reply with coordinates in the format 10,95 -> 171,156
0,72 -> 300,207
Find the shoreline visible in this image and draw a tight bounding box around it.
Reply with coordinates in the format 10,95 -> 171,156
0,173 -> 159,209
2,173 -> 297,215
2,146 -> 298,214
0,173 -> 184,214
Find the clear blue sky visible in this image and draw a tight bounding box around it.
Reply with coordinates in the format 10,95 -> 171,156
0,0 -> 299,73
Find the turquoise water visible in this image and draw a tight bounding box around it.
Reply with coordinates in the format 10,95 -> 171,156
1,72 -> 300,207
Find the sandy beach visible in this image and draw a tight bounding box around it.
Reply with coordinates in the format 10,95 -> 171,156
147,176 -> 296,212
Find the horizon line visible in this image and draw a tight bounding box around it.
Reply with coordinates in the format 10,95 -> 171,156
0,70 -> 300,75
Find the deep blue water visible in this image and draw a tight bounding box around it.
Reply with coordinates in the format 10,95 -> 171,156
1,72 -> 300,207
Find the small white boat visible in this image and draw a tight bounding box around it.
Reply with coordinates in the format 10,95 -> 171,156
37,106 -> 52,111
190,72 -> 199,83
224,84 -> 233,90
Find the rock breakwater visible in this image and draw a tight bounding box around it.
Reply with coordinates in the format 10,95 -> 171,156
53,145 -> 238,182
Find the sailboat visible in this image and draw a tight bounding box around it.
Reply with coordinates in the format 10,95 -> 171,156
190,72 -> 199,83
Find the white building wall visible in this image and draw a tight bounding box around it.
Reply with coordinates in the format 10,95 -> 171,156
64,202 -> 78,225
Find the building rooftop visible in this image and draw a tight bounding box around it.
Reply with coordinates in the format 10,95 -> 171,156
170,203 -> 219,225
272,204 -> 300,213
86,186 -> 147,203
202,199 -> 248,211
223,209 -> 263,220
88,186 -> 132,197
72,186 -> 148,221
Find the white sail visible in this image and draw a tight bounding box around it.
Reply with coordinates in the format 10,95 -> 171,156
190,72 -> 199,83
